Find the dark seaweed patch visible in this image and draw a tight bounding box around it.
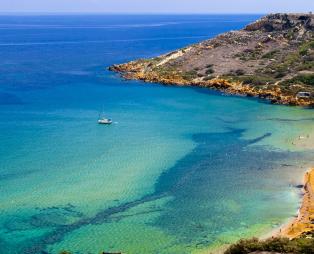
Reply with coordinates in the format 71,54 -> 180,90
19,129 -> 283,254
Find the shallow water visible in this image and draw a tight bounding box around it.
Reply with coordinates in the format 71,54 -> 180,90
1,14 -> 314,254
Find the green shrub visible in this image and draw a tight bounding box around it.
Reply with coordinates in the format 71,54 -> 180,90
297,60 -> 314,71
262,49 -> 279,59
225,235 -> 314,254
225,238 -> 262,254
274,70 -> 287,78
227,69 -> 246,76
281,74 -> 314,86
235,69 -> 246,75
182,70 -> 198,80
235,75 -> 275,86
205,68 -> 214,75
235,48 -> 263,60
299,40 -> 314,56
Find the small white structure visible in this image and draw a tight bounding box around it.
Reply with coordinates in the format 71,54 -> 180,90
296,91 -> 312,99
98,118 -> 112,124
98,113 -> 112,124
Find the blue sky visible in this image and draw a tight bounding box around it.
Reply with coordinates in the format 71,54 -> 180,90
1,0 -> 314,13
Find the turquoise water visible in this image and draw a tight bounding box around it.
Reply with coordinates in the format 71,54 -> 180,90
1,15 -> 314,254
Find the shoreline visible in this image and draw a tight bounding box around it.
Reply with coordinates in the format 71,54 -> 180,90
278,168 -> 314,238
109,63 -> 314,107
109,67 -> 313,107
108,14 -> 314,108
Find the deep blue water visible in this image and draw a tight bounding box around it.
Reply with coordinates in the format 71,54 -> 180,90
1,14 -> 314,254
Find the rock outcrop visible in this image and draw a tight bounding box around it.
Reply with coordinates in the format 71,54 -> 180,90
245,13 -> 314,32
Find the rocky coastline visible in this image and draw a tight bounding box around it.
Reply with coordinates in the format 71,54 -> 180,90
109,13 -> 314,106
109,64 -> 303,105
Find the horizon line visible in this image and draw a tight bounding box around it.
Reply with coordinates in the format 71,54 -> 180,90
0,11 -> 275,16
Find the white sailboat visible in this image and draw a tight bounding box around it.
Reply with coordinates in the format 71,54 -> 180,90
98,112 -> 112,125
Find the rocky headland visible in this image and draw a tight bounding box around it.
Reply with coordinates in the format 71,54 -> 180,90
109,13 -> 314,106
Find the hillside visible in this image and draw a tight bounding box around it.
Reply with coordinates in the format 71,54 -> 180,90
109,13 -> 314,106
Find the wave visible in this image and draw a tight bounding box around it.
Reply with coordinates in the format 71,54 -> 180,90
0,35 -> 210,46
0,22 -> 182,30
0,18 -> 256,30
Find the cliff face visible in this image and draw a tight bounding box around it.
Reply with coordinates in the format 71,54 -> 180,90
109,13 -> 314,106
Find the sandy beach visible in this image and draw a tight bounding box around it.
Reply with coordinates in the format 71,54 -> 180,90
279,168 -> 314,238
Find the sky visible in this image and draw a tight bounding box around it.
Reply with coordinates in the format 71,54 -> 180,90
1,0 -> 314,14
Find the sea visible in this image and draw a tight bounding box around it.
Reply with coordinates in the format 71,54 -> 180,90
1,14 -> 314,254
